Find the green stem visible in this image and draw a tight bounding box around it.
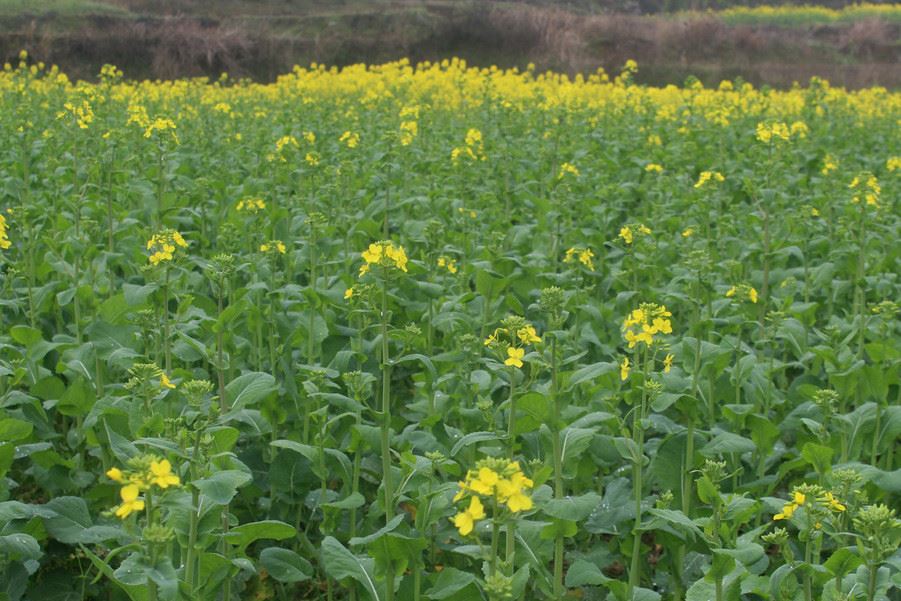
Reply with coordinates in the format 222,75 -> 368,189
628,349 -> 650,595
162,267 -> 171,372
379,267 -> 395,601
506,366 -> 517,572
551,335 -> 565,599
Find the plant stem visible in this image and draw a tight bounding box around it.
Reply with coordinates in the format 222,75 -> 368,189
506,365 -> 517,572
628,349 -> 650,595
379,266 -> 395,601
551,335 -> 565,599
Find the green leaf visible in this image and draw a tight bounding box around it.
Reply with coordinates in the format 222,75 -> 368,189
228,520 -> 296,554
822,547 -> 863,579
323,492 -> 366,510
424,567 -> 476,599
348,514 -> 404,546
225,372 -> 277,408
259,548 -> 313,583
0,534 -> 41,561
800,442 -> 833,475
321,536 -> 381,601
193,470 -> 252,505
701,431 -> 756,456
543,492 -> 602,521
568,361 -> 617,388
0,419 -> 33,442
449,431 -> 502,456
564,558 -> 610,587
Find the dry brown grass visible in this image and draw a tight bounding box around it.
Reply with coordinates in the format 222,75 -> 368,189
1,2 -> 898,87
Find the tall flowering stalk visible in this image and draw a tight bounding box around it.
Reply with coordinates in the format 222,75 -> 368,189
620,303 -> 673,596
451,457 -> 534,599
484,315 -> 541,571
358,240 -> 408,601
146,229 -> 188,372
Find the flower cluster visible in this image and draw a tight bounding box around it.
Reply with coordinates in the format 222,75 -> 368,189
619,223 -> 652,245
726,283 -> 759,304
56,100 -> 94,130
557,162 -> 580,179
773,485 -> 845,525
645,163 -> 664,173
564,246 -> 595,270
236,197 -> 266,213
451,457 -> 534,535
260,240 -> 287,254
275,134 -> 299,154
106,455 -> 181,519
484,316 -> 541,369
437,255 -> 458,274
622,303 -> 673,349
359,241 -> 408,276
339,130 -> 360,148
756,121 -> 807,143
0,213 -> 10,250
144,117 -> 179,144
146,229 -> 188,265
821,154 -> 839,175
451,128 -> 487,164
887,156 -> 901,172
694,170 -> 725,189
849,172 -> 880,207
399,106 -> 419,146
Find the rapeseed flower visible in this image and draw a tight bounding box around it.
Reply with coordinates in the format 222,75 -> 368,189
564,246 -> 595,270
623,303 -> 673,349
114,484 -> 144,519
694,171 -> 725,189
451,457 -> 534,535
147,229 -> 188,265
359,241 -> 408,276
0,214 -> 11,249
849,172 -> 880,207
237,198 -> 266,213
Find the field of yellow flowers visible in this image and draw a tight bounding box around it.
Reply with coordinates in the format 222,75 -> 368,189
0,53 -> 899,601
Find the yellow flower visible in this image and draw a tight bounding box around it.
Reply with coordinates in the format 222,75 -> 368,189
695,171 -> 725,189
160,373 -> 175,389
147,230 -> 186,265
821,154 -> 838,175
664,354 -> 673,373
149,459 -> 180,489
645,163 -> 664,173
452,496 -> 486,536
558,162 -> 580,179
516,326 -> 541,345
106,467 -> 125,483
360,241 -> 408,275
114,484 -> 144,519
505,347 -> 525,368
344,288 -> 354,300
340,131 -> 360,148
505,489 -> 533,512
437,256 -> 458,273
0,214 -> 11,250
619,226 -> 633,245
682,227 -> 695,238
623,304 -> 672,349
749,287 -> 759,303
823,492 -> 846,513
620,357 -> 630,381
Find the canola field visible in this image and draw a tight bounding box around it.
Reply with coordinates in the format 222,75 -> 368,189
0,54 -> 899,601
